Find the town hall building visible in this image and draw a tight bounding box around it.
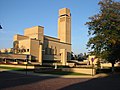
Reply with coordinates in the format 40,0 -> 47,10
0,8 -> 72,65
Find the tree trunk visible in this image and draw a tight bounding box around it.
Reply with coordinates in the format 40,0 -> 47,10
112,63 -> 115,73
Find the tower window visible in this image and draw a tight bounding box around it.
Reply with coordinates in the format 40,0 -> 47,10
55,47 -> 57,55
60,14 -> 69,17
27,49 -> 29,52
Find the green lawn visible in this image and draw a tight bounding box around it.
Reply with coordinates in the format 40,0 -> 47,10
0,66 -> 90,75
0,66 -> 24,71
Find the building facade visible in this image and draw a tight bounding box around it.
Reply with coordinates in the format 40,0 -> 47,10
9,8 -> 71,65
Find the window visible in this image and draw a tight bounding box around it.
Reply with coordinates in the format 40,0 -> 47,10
45,48 -> 47,54
48,48 -> 50,55
27,49 -> 29,52
50,46 -> 53,55
18,49 -> 21,53
23,49 -> 26,52
55,47 -> 57,55
21,49 -> 26,53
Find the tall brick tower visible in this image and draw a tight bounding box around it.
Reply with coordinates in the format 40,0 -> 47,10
58,8 -> 71,44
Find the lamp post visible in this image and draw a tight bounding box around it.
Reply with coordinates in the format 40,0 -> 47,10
91,58 -> 94,76
0,24 -> 2,72
26,59 -> 28,75
26,55 -> 29,75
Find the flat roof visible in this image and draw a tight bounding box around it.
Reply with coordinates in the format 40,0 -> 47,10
0,54 -> 29,60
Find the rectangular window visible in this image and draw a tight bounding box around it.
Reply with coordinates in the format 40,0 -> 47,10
27,49 -> 29,52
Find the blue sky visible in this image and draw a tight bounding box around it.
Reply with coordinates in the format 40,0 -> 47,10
0,0 -> 107,54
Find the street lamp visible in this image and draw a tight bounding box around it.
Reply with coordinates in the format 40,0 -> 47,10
0,24 -> 2,72
26,55 -> 29,75
91,58 -> 94,76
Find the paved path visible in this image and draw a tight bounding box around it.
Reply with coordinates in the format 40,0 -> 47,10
0,71 -> 90,90
0,70 -> 120,90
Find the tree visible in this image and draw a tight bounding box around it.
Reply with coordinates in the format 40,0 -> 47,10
82,53 -> 88,60
86,0 -> 120,72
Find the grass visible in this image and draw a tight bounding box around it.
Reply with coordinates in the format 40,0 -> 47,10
0,66 -> 24,71
0,65 -> 93,75
0,66 -> 90,75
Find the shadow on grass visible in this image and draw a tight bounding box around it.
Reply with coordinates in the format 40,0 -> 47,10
36,71 -> 90,75
60,73 -> 120,90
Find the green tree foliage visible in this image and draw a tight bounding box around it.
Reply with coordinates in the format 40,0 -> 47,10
86,0 -> 120,71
